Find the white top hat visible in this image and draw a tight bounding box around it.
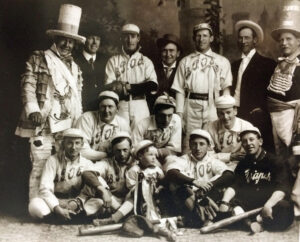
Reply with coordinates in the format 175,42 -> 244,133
235,20 -> 264,44
46,4 -> 86,43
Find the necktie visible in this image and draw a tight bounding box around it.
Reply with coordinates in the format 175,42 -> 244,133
164,67 -> 173,79
89,57 -> 94,70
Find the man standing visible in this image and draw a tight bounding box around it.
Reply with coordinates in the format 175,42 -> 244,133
75,91 -> 130,162
132,95 -> 182,163
220,127 -> 294,232
28,128 -> 94,221
105,24 -> 158,125
171,23 -> 232,151
231,20 -> 276,152
206,95 -> 254,170
267,1 -> 300,156
15,4 -> 85,201
75,21 -> 109,111
148,34 -> 181,111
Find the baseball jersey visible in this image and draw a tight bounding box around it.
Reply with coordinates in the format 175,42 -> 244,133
75,111 -> 130,153
164,153 -> 228,183
105,49 -> 157,86
206,117 -> 254,161
232,149 -> 290,209
131,114 -> 182,153
91,157 -> 136,195
39,153 -> 94,210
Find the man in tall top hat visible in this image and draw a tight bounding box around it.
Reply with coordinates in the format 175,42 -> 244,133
171,23 -> 232,152
75,21 -> 109,112
230,20 -> 276,152
104,23 -> 158,125
267,0 -> 300,156
15,4 -> 85,201
147,34 -> 181,111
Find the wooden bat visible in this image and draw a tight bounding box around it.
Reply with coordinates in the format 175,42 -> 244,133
78,219 -> 163,236
200,207 -> 262,234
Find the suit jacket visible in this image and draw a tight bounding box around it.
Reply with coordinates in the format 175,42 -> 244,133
147,61 -> 178,112
230,52 -> 276,121
74,52 -> 108,112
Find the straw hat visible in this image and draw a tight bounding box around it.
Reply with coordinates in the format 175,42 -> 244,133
235,20 -> 264,44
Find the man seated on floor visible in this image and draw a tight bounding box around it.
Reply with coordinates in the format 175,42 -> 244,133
206,95 -> 254,170
219,127 -> 294,232
73,131 -> 135,224
132,94 -> 181,164
163,129 -> 234,227
76,91 -> 130,162
28,128 -> 94,221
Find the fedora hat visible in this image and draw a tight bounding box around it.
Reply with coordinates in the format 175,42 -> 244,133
271,0 -> 300,41
235,20 -> 264,44
46,4 -> 86,43
157,34 -> 181,50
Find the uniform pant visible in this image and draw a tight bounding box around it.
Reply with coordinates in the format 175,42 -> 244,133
29,135 -> 55,201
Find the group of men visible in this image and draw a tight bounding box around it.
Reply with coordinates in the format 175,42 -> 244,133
14,1 -> 300,235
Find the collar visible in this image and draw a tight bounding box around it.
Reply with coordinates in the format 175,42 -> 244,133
122,46 -> 141,58
98,113 -> 119,126
219,117 -> 240,132
241,48 -> 256,59
189,153 -> 208,163
83,50 -> 96,62
163,61 -> 177,69
245,148 -> 266,161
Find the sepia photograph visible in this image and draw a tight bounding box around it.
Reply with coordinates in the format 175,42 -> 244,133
0,0 -> 299,241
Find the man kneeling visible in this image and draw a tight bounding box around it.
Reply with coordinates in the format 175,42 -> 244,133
28,129 -> 94,221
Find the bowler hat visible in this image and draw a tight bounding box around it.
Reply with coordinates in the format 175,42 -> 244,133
157,34 -> 181,50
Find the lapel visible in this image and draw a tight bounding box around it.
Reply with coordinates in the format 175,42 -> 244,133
243,52 -> 260,76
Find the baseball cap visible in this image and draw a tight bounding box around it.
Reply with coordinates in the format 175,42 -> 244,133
98,90 -> 119,104
193,23 -> 213,34
154,94 -> 176,109
215,95 -> 236,109
240,127 -> 261,138
111,131 -> 131,144
133,140 -> 154,157
122,24 -> 140,34
63,128 -> 86,139
190,129 -> 212,146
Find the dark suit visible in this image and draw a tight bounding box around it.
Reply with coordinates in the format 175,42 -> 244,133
230,51 -> 276,151
74,52 -> 108,112
147,61 -> 178,112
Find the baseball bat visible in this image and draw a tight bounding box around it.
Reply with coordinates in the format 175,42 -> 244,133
200,207 -> 262,234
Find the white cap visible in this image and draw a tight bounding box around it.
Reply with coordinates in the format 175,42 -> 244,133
62,128 -> 86,139
190,129 -> 212,146
122,24 -> 140,34
111,131 -> 131,144
193,23 -> 213,34
154,95 -> 176,109
215,95 -> 236,109
98,91 -> 119,103
240,127 -> 261,138
133,140 -> 153,157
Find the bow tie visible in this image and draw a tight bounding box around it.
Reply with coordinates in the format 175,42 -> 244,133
277,57 -> 297,64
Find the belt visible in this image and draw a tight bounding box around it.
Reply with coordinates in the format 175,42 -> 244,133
186,92 -> 208,100
123,94 -> 145,101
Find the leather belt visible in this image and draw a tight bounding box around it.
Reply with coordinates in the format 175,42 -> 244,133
123,94 -> 145,101
186,92 -> 208,100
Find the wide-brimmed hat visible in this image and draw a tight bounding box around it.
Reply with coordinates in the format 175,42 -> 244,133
157,34 -> 181,50
46,4 -> 86,43
235,20 -> 264,44
271,0 -> 300,41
